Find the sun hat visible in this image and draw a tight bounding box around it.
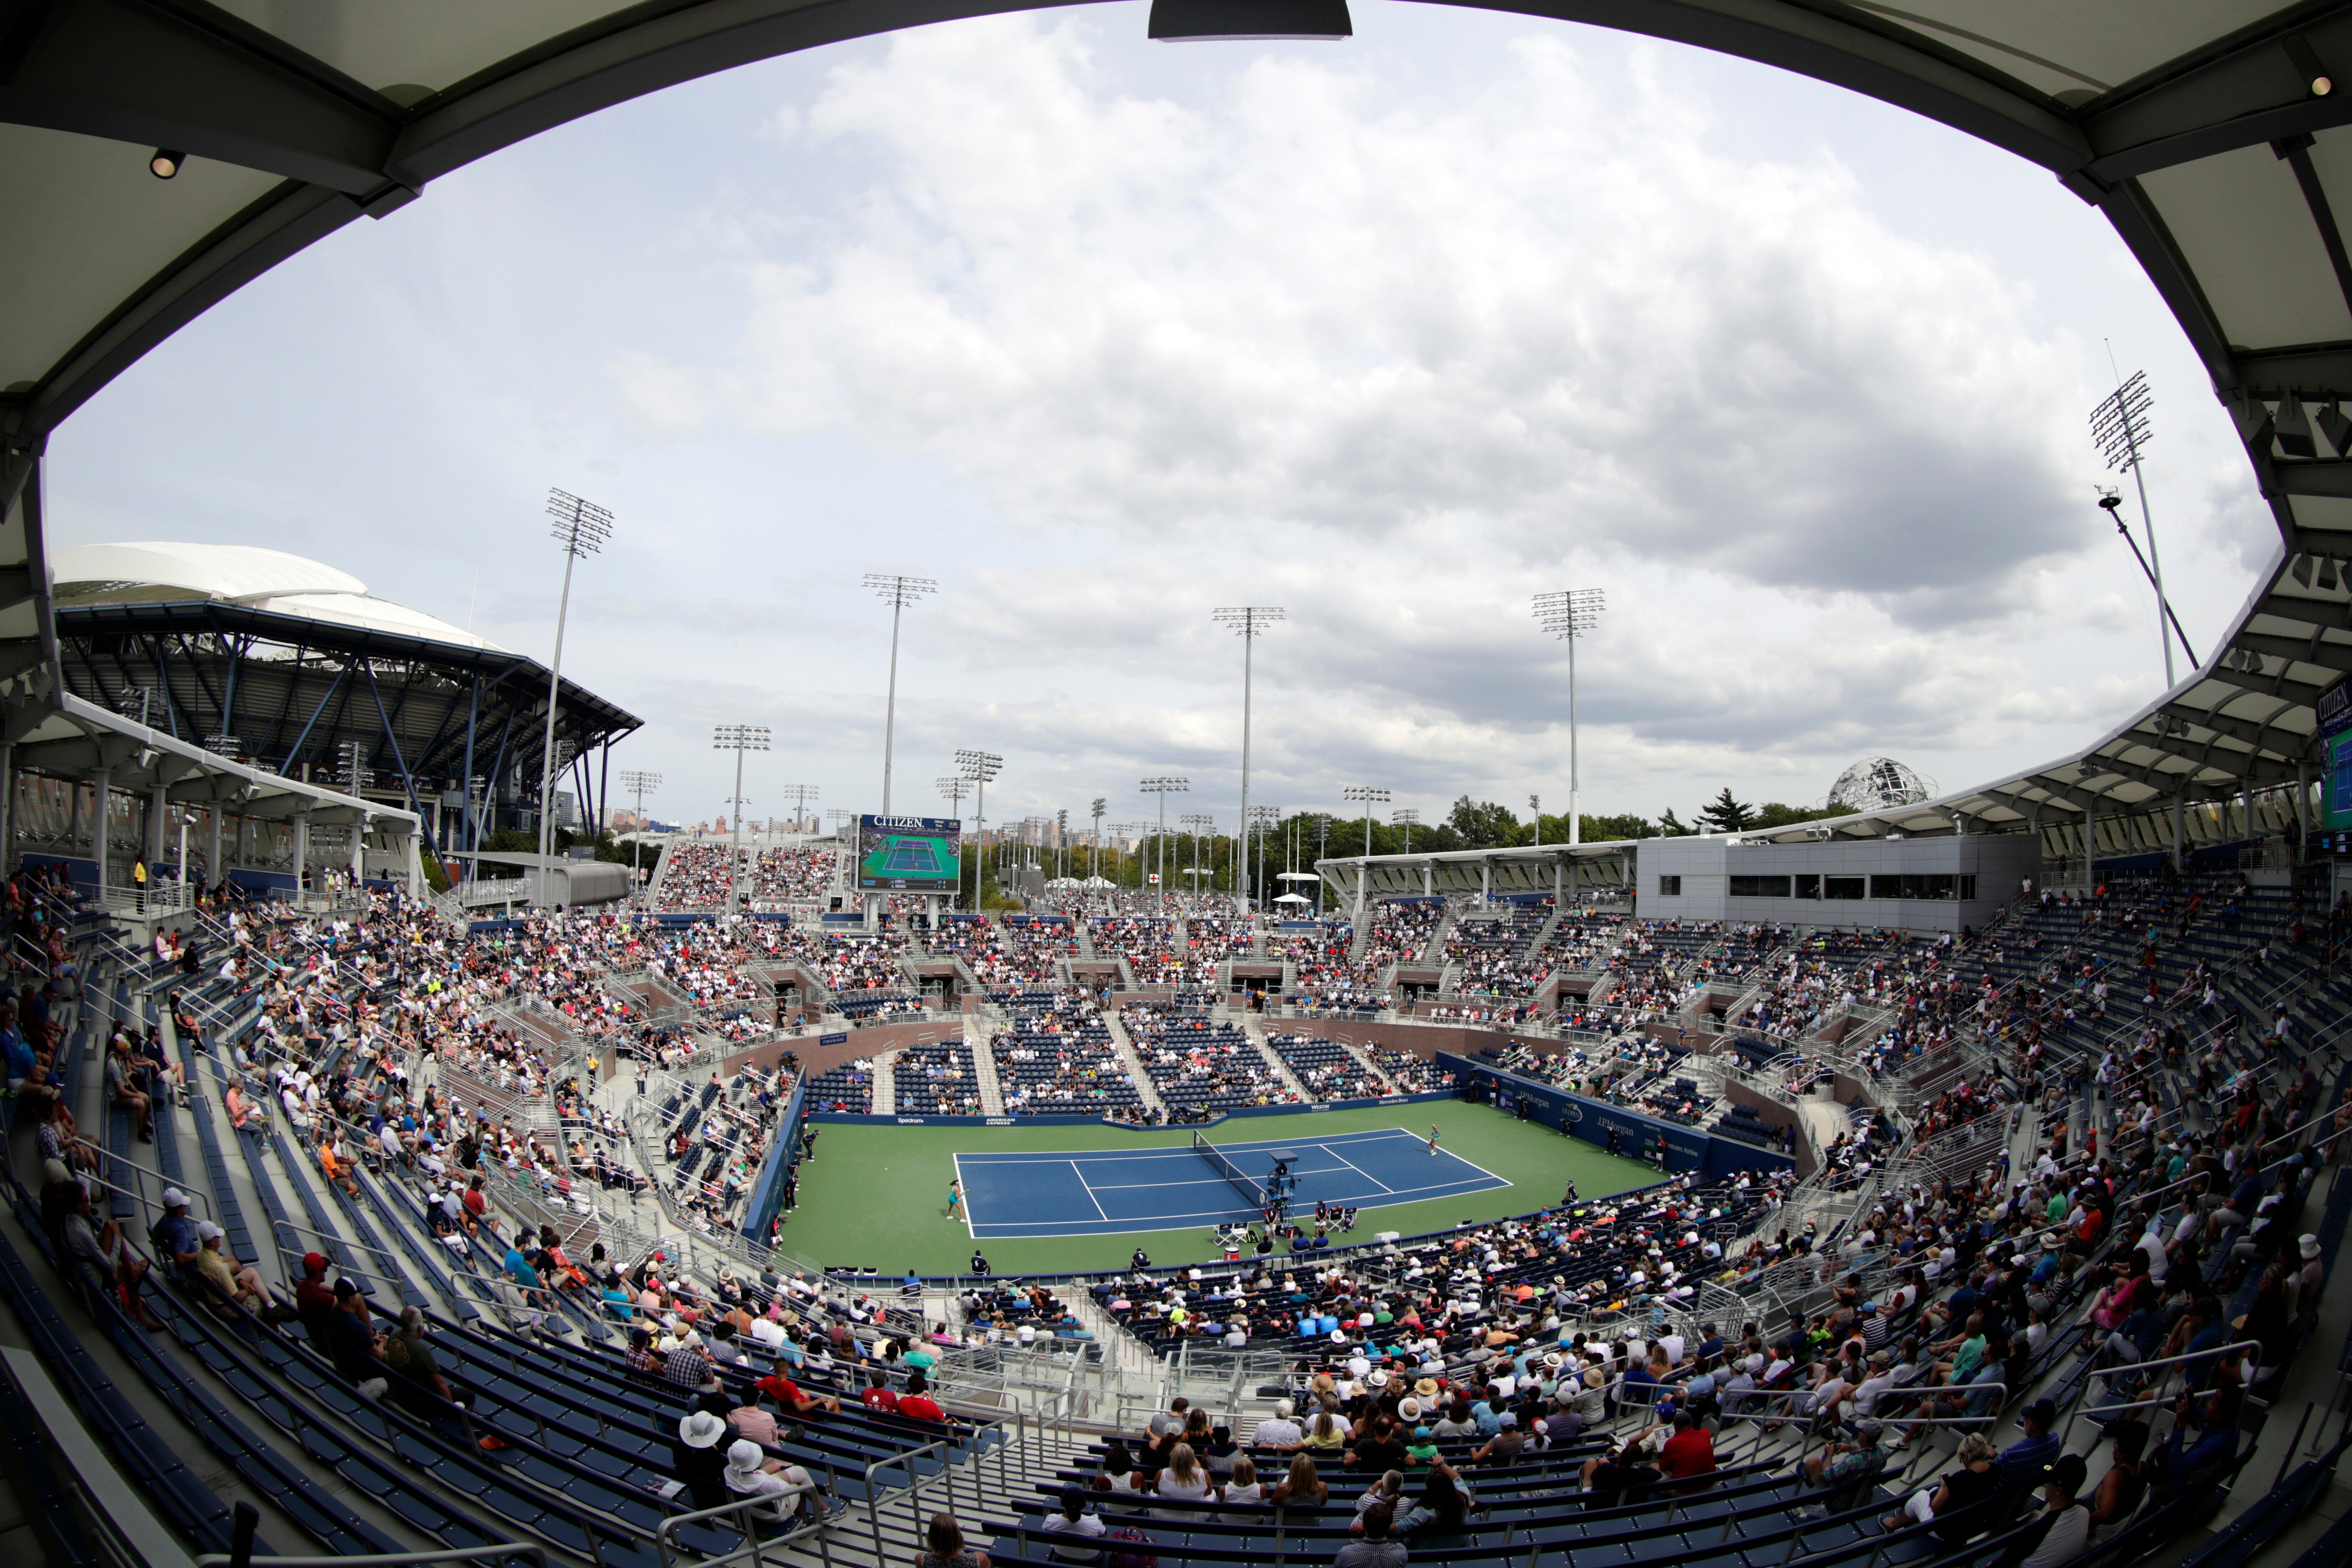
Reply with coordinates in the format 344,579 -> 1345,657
726,1438 -> 764,1471
1414,1377 -> 1440,1399
2302,1235 -> 2321,1259
678,1411 -> 726,1449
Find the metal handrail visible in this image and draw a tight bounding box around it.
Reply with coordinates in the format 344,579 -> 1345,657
861,1410 -> 1022,1563
652,1490 -> 842,1568
200,1544 -> 551,1568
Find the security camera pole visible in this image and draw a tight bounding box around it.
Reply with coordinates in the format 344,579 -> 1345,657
539,489 -> 613,899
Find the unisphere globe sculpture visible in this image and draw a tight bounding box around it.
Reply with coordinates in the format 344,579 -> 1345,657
1828,757 -> 1935,812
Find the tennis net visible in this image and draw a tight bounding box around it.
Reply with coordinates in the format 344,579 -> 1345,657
1192,1131 -> 1265,1212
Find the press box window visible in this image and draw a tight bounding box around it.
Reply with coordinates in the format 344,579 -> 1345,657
1728,875 -> 1791,897
1793,874 -> 1820,899
1657,876 -> 1681,896
1868,873 -> 1969,900
1824,876 -> 1864,900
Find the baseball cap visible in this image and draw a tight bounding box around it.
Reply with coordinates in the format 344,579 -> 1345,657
195,1220 -> 223,1241
2046,1453 -> 2088,1492
2025,1397 -> 2058,1427
161,1188 -> 188,1209
302,1252 -> 328,1274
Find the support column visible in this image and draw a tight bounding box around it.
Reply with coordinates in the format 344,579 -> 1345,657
1553,857 -> 1564,906
1480,859 -> 1492,907
1354,864 -> 1367,923
2171,793 -> 2185,871
352,815 -> 368,885
403,827 -> 424,900
92,767 -> 111,894
1421,864 -> 1432,898
292,807 -> 310,898
2297,761 -> 2311,862
148,783 -> 167,873
206,803 -> 223,888
0,740 -> 12,876
2243,778 -> 2257,846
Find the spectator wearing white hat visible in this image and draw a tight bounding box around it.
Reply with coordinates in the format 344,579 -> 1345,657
193,1219 -> 290,1320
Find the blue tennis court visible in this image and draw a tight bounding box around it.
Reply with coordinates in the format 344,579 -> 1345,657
954,1127 -> 1510,1239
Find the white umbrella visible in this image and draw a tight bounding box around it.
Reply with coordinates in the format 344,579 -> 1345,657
1275,871 -> 1320,881
1274,892 -> 1313,904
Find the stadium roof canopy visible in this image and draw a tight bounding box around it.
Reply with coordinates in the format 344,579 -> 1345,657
7,2 -> 2352,881
46,542 -> 642,856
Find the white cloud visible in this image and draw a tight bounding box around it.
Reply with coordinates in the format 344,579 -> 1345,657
677,17 -> 2095,622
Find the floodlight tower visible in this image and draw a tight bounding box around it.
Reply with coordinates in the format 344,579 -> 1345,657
538,489 -> 612,874
1250,804 -> 1280,913
2091,369 -> 2176,684
1213,606 -> 1284,913
1140,777 -> 1189,913
1344,786 -> 1390,860
713,726 -> 769,913
618,769 -> 662,903
777,783 -> 820,836
863,573 -> 937,813
1533,588 -> 1605,845
936,775 -> 972,908
1393,807 -> 1419,855
1090,796 -> 1107,882
1528,793 -> 1540,849
1181,813 -> 1214,900
1056,808 -> 1069,881
956,749 -> 1001,908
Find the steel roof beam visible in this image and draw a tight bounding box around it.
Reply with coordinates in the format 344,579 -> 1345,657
0,0 -> 405,194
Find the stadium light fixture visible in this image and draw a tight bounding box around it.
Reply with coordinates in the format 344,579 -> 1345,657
1528,793 -> 1540,849
1181,813 -> 1214,900
713,725 -> 770,913
1533,587 -> 1605,846
862,574 -> 937,814
1344,784 -> 1389,861
1250,803 -> 1279,912
1392,806 -> 1419,856
619,769 -> 662,902
149,148 -> 184,179
777,783 -> 820,838
1213,606 -> 1284,913
1141,777 -> 1189,913
956,748 -> 1002,907
1090,796 -> 1108,882
937,775 -> 973,904
538,488 -> 613,876
2090,366 -> 2176,685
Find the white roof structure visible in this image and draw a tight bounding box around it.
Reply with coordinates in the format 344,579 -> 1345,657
3,3 -> 2352,897
52,542 -> 504,651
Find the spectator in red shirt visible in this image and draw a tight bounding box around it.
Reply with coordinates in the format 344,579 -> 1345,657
895,1373 -> 949,1426
861,1369 -> 899,1414
756,1360 -> 842,1418
1658,1411 -> 1716,1491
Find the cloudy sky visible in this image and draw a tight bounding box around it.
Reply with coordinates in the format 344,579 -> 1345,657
47,2 -> 2272,839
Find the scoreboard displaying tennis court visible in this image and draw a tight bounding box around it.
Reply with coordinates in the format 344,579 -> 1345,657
855,814 -> 963,892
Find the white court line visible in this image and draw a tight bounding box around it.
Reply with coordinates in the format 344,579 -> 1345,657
968,1177 -> 1513,1236
952,1126 -> 1436,1164
1071,1160 -> 1110,1221
951,1151 -> 976,1238
1308,1141 -> 1395,1195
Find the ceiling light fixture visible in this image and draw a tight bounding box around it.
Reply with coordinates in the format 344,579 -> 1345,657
2285,34 -> 2333,97
149,148 -> 184,179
